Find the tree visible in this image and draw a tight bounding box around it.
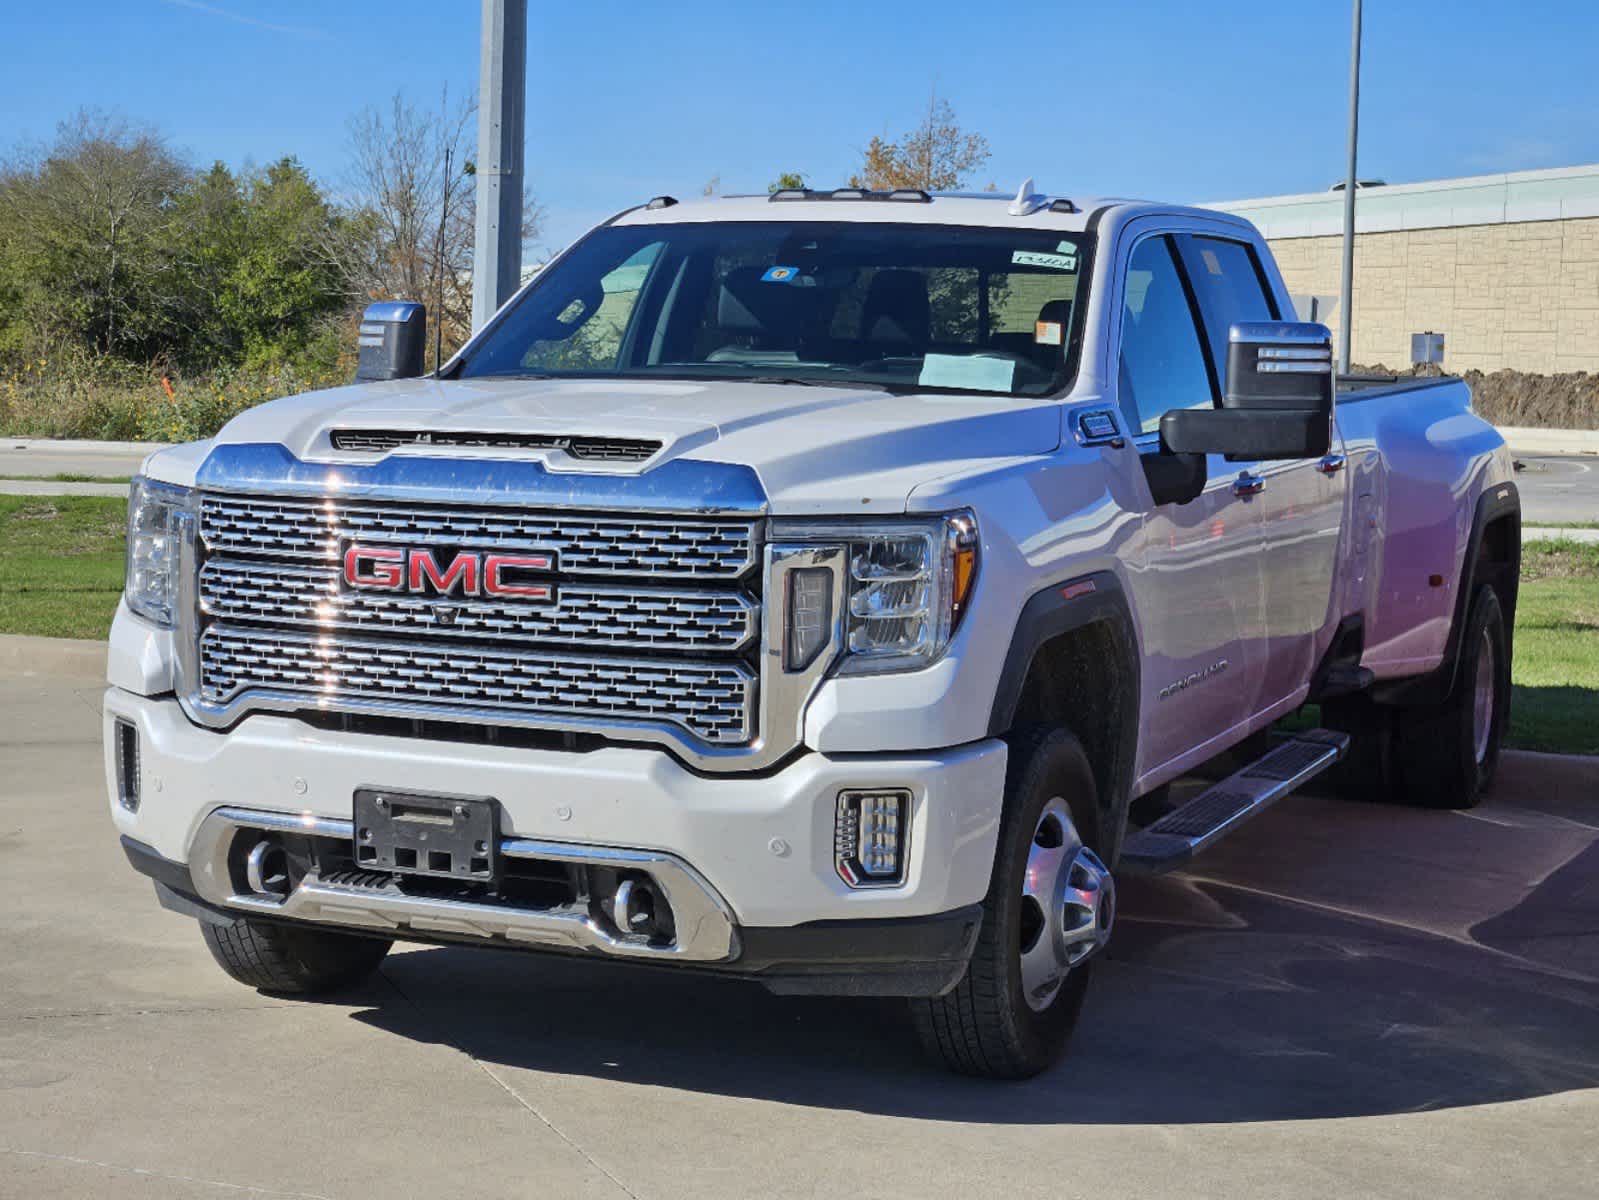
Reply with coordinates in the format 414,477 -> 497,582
769,172 -> 806,193
0,110 -> 189,360
850,91 -> 990,192
337,90 -> 540,368
168,158 -> 351,368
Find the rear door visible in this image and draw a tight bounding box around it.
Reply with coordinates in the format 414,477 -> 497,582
1177,232 -> 1347,716
1117,232 -> 1267,781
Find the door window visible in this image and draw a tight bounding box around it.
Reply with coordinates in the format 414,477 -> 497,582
1118,236 -> 1213,434
1181,236 -> 1279,389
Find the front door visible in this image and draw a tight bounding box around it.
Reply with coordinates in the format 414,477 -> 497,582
1115,233 -> 1267,784
1173,232 -> 1347,716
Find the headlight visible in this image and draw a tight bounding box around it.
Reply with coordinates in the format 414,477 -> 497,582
778,512 -> 979,675
125,476 -> 191,627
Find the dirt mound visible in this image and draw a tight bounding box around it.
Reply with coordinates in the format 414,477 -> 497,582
1355,365 -> 1599,430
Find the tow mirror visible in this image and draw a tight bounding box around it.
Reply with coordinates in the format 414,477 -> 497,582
355,301 -> 427,382
1160,322 -> 1334,460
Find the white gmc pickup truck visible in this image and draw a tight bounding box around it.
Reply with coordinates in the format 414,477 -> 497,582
106,185 -> 1521,1078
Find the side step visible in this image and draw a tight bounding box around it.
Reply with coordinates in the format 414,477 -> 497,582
1119,729 -> 1349,876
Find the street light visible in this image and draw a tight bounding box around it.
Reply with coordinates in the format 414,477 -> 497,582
1338,0 -> 1363,374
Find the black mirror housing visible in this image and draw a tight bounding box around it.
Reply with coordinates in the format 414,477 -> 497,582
1161,408 -> 1331,459
355,301 -> 427,382
1160,322 -> 1334,461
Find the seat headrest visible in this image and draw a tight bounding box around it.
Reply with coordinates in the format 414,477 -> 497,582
1037,299 -> 1072,327
862,270 -> 931,347
718,266 -> 815,335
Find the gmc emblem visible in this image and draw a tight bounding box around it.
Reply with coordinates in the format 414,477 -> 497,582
342,544 -> 555,601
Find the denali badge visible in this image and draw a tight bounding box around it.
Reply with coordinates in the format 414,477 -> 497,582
342,544 -> 555,602
1158,659 -> 1229,701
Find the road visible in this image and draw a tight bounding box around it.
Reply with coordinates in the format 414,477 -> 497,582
2,439 -> 1596,525
1513,454 -> 1599,525
2,650 -> 1595,1199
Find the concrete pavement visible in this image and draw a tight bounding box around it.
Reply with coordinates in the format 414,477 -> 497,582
2,653 -> 1596,1199
0,439 -> 152,497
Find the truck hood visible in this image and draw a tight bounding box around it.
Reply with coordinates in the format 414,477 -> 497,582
205,376 -> 1064,513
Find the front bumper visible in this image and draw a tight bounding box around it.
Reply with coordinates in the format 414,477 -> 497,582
105,689 -> 1004,993
122,835 -> 984,997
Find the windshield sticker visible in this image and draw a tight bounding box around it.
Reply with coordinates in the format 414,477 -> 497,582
761,265 -> 801,284
1012,249 -> 1077,272
1034,321 -> 1064,347
918,353 -> 1017,393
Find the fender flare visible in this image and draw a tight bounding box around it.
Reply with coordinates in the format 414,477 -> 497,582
1373,479 -> 1521,706
987,571 -> 1142,860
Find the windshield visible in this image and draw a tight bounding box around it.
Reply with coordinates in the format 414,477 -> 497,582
459,221 -> 1090,397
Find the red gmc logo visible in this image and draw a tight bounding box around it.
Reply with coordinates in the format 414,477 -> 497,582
342,544 -> 555,601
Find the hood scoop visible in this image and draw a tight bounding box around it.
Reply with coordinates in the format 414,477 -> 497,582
328,429 -> 663,463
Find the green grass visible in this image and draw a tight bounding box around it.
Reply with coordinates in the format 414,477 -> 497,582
1508,540 -> 1599,754
0,496 -> 126,639
0,472 -> 133,483
0,499 -> 1594,755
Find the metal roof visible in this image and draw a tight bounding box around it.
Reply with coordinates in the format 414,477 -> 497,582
1203,163 -> 1599,239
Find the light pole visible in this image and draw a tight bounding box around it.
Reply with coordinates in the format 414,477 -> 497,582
472,0 -> 527,332
1338,0 -> 1362,374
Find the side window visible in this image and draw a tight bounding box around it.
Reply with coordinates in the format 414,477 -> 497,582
1118,236 -> 1213,435
522,242 -> 663,371
1181,236 -> 1279,389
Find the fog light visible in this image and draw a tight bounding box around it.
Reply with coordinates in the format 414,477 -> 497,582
114,719 -> 140,812
835,789 -> 910,887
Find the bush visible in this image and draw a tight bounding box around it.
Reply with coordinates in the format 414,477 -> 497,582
0,349 -> 351,443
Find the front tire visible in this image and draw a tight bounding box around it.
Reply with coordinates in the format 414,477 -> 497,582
912,726 -> 1113,1078
200,917 -> 392,995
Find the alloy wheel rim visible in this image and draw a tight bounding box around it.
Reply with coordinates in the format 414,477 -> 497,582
1473,629 -> 1495,765
1017,797 -> 1115,1013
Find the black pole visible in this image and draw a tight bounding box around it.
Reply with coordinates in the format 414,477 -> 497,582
435,144 -> 452,376
1338,0 -> 1363,373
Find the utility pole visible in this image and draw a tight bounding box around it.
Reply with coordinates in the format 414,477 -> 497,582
472,0 -> 527,332
1338,0 -> 1363,373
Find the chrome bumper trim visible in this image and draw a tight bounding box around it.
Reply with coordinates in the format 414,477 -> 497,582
188,806 -> 741,962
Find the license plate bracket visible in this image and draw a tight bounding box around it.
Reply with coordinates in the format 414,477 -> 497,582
353,789 -> 498,882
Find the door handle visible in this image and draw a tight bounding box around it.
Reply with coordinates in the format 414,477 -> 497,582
1232,471 -> 1265,498
1318,453 -> 1347,476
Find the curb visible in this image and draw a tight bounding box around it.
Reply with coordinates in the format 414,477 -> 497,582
1524,527 -> 1599,544
0,635 -> 108,678
0,481 -> 131,498
1,437 -> 173,456
1500,426 -> 1599,456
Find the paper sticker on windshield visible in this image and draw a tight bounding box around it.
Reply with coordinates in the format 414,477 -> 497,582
761,265 -> 801,284
1034,321 -> 1064,346
1013,249 -> 1077,272
918,353 -> 1017,393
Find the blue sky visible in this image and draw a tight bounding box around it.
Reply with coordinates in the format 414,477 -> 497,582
6,0 -> 1598,253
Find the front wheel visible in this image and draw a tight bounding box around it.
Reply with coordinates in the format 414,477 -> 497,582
911,726 -> 1114,1078
200,917 -> 392,995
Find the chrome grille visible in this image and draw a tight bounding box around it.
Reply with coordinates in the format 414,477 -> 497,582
199,560 -> 756,651
198,496 -> 757,579
188,491 -> 763,750
198,626 -> 755,744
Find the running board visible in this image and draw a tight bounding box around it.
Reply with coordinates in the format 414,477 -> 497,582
1119,729 -> 1349,876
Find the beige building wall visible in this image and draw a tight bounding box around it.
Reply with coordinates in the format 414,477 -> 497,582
1266,216 -> 1599,374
